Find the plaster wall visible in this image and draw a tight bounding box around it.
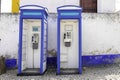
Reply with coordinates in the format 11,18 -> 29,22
0,13 -> 120,58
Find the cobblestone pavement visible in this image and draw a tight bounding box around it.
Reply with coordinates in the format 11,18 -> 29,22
0,64 -> 120,80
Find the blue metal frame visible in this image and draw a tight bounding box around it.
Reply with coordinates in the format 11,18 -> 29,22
18,16 -> 23,74
46,19 -> 49,67
40,18 -> 44,73
57,5 -> 82,74
18,5 -> 48,75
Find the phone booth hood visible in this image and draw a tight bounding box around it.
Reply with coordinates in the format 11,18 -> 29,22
57,5 -> 82,19
20,5 -> 48,19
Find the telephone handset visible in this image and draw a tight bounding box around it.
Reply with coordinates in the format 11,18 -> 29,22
32,33 -> 39,49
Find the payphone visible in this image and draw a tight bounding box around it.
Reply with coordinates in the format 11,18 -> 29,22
18,5 -> 48,75
57,5 -> 82,74
32,33 -> 39,49
32,26 -> 39,49
64,25 -> 73,47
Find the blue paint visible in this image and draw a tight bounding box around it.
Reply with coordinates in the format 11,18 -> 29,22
79,17 -> 82,74
23,12 -> 42,16
5,59 -> 17,68
40,18 -> 44,74
47,57 -> 57,67
57,5 -> 82,74
46,20 -> 48,65
60,12 -> 79,16
18,17 -> 23,74
57,17 -> 60,74
18,5 -> 48,75
47,54 -> 120,67
82,54 -> 120,66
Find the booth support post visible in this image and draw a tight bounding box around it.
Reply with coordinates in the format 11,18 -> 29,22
40,17 -> 44,74
57,17 -> 60,74
18,16 -> 23,74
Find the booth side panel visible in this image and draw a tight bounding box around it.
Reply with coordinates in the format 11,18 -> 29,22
57,18 -> 60,74
40,19 -> 44,74
21,20 -> 28,71
18,17 -> 23,74
42,20 -> 47,73
79,17 -> 82,74
46,20 -> 48,66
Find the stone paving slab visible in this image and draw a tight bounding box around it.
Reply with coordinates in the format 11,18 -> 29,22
0,64 -> 120,80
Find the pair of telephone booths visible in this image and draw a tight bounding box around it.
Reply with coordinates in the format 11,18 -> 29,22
18,5 -> 82,76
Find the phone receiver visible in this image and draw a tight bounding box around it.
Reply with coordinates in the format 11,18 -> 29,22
32,36 -> 34,42
64,33 -> 66,39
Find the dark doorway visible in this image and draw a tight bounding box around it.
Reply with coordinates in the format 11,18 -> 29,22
80,0 -> 97,12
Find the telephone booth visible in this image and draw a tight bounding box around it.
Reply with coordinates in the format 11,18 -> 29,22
18,5 -> 48,75
57,5 -> 82,74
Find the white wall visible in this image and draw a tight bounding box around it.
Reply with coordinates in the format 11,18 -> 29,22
97,0 -> 115,13
0,14 -> 19,58
98,0 -> 120,13
20,0 -> 79,13
1,0 -> 12,13
0,13 -> 120,59
116,0 -> 120,12
82,13 -> 120,55
1,0 -> 120,13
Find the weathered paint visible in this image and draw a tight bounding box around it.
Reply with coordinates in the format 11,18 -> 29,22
47,54 -> 120,67
12,0 -> 19,13
0,14 -> 19,58
0,13 -> 120,63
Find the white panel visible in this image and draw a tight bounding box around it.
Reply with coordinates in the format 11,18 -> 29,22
21,20 -> 28,70
60,54 -> 68,62
42,22 -> 47,72
97,0 -> 116,13
22,19 -> 41,69
43,62 -> 46,72
34,49 -> 40,68
22,61 -> 26,70
1,0 -> 12,13
20,0 -> 79,13
115,0 -> 120,12
60,19 -> 79,68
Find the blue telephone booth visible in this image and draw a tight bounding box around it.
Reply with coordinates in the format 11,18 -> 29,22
18,5 -> 48,75
57,5 -> 82,74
